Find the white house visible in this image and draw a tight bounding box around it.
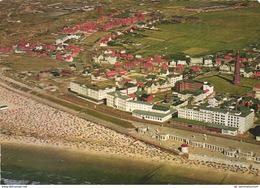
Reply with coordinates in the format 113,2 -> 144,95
177,60 -> 188,66
166,74 -> 183,87
190,57 -> 203,66
219,64 -> 231,73
105,56 -> 117,64
203,58 -> 213,67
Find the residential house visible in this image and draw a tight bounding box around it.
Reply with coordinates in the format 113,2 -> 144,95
190,57 -> 203,66
177,60 -> 188,66
219,64 -> 231,73
214,58 -> 222,66
157,79 -> 171,92
243,70 -> 254,78
203,58 -> 213,67
140,94 -> 154,103
144,81 -> 158,94
105,56 -> 117,64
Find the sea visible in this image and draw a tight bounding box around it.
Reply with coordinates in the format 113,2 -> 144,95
0,143 -> 235,185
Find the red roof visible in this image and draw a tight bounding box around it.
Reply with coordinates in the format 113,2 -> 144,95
128,93 -> 136,99
127,54 -> 134,59
254,84 -> 260,89
176,64 -> 184,69
215,59 -> 222,64
142,63 -> 154,69
136,82 -> 144,87
160,63 -> 169,69
192,66 -> 201,72
181,143 -> 189,147
118,69 -> 127,76
114,62 -> 122,68
224,55 -> 233,59
250,72 -> 260,78
106,71 -> 117,77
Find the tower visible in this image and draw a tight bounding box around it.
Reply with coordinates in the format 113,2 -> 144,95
233,49 -> 240,85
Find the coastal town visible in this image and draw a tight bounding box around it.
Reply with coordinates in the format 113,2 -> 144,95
0,0 -> 260,185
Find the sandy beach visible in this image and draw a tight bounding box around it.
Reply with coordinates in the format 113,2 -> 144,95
1,85 -> 260,183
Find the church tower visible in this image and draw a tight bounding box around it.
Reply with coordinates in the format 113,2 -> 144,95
233,50 -> 240,85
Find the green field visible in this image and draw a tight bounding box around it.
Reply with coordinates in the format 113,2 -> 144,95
118,4 -> 260,57
196,73 -> 259,95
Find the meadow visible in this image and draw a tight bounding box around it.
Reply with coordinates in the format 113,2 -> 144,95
196,73 -> 259,95
118,3 -> 260,58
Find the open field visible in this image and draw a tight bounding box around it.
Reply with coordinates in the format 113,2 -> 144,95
196,73 -> 259,95
118,3 -> 260,57
1,54 -> 70,71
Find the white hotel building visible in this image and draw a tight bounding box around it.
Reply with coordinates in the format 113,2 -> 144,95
177,107 -> 254,134
69,82 -> 116,103
107,91 -> 175,122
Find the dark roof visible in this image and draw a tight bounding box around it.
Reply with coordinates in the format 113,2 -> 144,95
152,104 -> 169,111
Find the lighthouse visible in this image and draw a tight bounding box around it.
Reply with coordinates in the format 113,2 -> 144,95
233,50 -> 240,85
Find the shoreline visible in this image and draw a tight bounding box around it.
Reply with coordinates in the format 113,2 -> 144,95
2,139 -> 260,185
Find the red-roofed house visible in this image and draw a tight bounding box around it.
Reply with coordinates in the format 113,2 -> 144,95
160,63 -> 169,70
214,58 -> 222,66
56,54 -> 64,61
224,54 -> 233,60
136,82 -> 144,87
41,53 -> 48,58
106,70 -> 117,78
175,64 -> 185,72
142,63 -> 154,70
127,54 -> 134,60
128,93 -> 136,99
114,62 -> 122,69
118,69 -> 127,76
124,62 -> 137,71
250,72 -> 260,79
0,47 -> 12,54
192,66 -> 201,72
140,94 -> 154,102
61,70 -> 73,76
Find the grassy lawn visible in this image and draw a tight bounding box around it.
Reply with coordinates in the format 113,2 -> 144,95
196,74 -> 259,95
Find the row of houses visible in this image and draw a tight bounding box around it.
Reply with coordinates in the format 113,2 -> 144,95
220,64 -> 260,78
61,11 -> 144,34
185,4 -> 240,12
13,39 -> 82,62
